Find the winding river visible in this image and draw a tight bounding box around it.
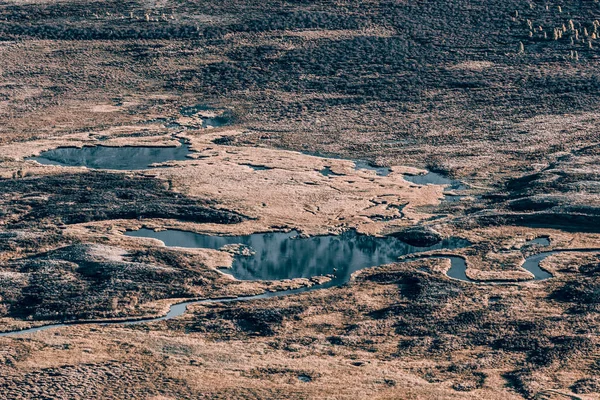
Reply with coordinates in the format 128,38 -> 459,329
2,229 -> 598,337
0,283 -> 336,338
406,248 -> 600,283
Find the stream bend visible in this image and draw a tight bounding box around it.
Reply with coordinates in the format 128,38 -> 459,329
3,249 -> 599,337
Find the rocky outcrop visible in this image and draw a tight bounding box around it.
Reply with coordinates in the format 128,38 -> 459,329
387,226 -> 443,247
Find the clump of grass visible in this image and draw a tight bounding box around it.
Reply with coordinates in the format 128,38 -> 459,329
569,50 -> 579,60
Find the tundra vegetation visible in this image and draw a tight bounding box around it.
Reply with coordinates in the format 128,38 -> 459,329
0,0 -> 600,399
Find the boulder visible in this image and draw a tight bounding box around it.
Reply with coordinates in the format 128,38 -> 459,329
388,226 -> 442,247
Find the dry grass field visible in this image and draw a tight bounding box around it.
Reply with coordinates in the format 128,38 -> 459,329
1,0 -> 600,398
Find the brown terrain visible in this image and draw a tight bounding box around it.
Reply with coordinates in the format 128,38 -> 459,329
1,0 -> 600,399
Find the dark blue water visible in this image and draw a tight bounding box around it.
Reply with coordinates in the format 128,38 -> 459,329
521,252 -> 554,279
5,231 -> 597,337
0,285 -> 324,337
29,140 -> 192,170
0,229 -> 470,336
430,255 -> 473,282
125,228 -> 470,284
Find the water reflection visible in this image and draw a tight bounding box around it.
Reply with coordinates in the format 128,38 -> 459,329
29,141 -> 192,170
125,228 -> 470,284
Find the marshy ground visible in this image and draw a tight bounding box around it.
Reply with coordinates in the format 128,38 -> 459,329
1,0 -> 600,399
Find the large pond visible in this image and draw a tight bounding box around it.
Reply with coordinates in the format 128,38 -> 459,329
0,229 -> 469,336
5,228 -> 600,337
125,228 -> 470,285
28,140 -> 192,170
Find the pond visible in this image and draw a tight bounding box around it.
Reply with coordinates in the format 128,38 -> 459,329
28,140 -> 192,170
319,166 -> 342,177
124,228 -> 470,285
403,172 -> 467,191
4,230 -> 598,337
525,237 -> 551,247
300,151 -> 391,177
352,160 -> 392,176
243,164 -> 273,171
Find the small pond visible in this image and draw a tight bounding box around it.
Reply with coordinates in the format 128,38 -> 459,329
29,140 -> 192,170
301,151 -> 391,177
319,166 -> 342,177
243,164 -> 273,171
403,172 -> 467,191
353,160 -> 391,176
525,237 -> 551,247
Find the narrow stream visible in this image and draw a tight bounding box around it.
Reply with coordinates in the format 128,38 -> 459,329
2,232 -> 598,336
0,283 -> 335,337
407,249 -> 600,283
0,229 -> 469,337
